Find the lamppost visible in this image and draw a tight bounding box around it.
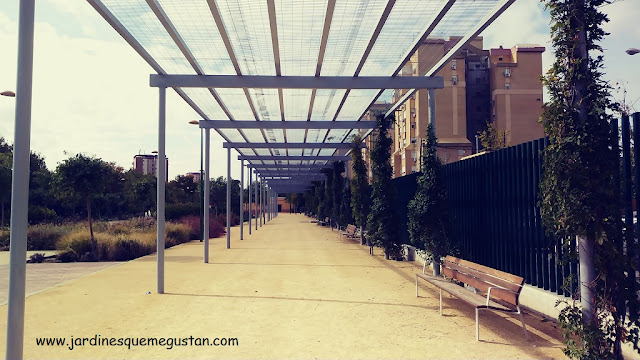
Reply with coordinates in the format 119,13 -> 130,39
189,120 -> 204,242
626,48 -> 640,55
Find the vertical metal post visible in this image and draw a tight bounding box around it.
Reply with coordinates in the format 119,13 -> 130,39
199,128 -> 204,242
240,159 -> 244,240
156,87 -> 166,295
259,177 -> 262,227
204,128 -> 210,263
226,147 -> 231,249
622,115 -> 633,253
248,166 -> 252,235
268,188 -> 272,221
254,172 -> 258,230
428,88 -> 437,134
6,1 -> 35,358
633,113 -> 640,268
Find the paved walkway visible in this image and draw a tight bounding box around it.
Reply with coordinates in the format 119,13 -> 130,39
0,214 -> 565,359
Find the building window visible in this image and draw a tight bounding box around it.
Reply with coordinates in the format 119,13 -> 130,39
505,83 -> 511,90
451,60 -> 457,70
411,123 -> 415,129
411,138 -> 417,144
452,75 -> 458,85
458,149 -> 465,156
498,56 -> 503,61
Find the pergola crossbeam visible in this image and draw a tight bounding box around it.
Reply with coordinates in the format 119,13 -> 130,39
248,164 -> 332,169
150,74 -> 444,89
224,142 -> 362,149
202,120 -> 375,130
240,155 -> 349,161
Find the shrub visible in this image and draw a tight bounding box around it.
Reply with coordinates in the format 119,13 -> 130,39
57,248 -> 78,263
177,215 -> 201,240
210,216 -> 225,238
0,230 -> 8,251
56,229 -> 97,261
165,223 -> 191,244
165,203 -> 200,220
28,206 -> 57,224
28,253 -> 46,263
107,223 -> 131,235
109,238 -> 153,261
27,224 -> 68,250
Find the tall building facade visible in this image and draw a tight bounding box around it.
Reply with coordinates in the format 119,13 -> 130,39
133,154 -> 169,182
389,37 -> 545,178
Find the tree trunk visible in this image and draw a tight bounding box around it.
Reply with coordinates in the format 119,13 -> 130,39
1,201 -> 4,227
87,197 -> 96,259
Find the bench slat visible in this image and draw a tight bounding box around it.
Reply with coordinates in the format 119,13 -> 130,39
417,274 -> 511,311
445,256 -> 524,285
443,260 -> 522,294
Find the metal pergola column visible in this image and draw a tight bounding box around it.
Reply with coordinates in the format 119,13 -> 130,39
6,1 -> 35,358
157,86 -> 166,294
204,128 -> 210,263
254,171 -> 258,231
226,147 -> 231,249
259,178 -> 263,227
240,159 -> 244,240
248,165 -> 251,235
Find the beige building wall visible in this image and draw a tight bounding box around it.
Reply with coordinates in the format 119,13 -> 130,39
490,46 -> 545,146
387,39 -> 544,178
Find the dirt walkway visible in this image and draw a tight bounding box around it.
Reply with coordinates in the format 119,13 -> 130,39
0,214 -> 565,359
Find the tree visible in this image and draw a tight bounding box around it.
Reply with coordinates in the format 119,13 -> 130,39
367,114 -> 402,260
477,121 -> 509,151
53,154 -> 113,257
540,0 -> 639,358
331,161 -> 345,228
123,169 -> 156,216
350,135 -> 370,245
0,153 -> 11,226
321,168 -> 333,220
407,123 -> 454,274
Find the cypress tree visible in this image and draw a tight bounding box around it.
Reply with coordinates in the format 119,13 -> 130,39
367,114 -> 402,260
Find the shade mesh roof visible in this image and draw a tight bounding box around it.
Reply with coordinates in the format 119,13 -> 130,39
91,0 -> 509,175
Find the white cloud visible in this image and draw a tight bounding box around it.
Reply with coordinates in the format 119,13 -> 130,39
0,3 -> 238,181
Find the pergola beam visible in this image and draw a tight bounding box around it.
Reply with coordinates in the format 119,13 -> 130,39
247,164 -> 332,169
224,142 -> 362,149
240,155 -> 350,161
150,74 -> 444,89
201,120 -> 375,130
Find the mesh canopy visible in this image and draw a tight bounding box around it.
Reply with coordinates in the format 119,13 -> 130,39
92,0 -> 510,175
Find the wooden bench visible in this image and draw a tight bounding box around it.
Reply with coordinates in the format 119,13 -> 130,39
415,256 -> 529,341
339,224 -> 358,240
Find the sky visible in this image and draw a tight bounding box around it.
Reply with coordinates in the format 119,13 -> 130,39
0,0 -> 638,182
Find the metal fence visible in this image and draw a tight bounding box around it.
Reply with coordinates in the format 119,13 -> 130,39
443,136 -> 579,295
393,112 -> 640,296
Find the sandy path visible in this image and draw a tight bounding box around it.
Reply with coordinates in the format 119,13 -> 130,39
0,214 -> 565,359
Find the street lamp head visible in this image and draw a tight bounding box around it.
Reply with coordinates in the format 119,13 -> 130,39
1,90 -> 16,97
188,120 -> 199,125
626,48 -> 640,55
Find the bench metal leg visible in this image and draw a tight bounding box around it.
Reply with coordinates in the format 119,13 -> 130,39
517,305 -> 530,340
476,308 -> 480,341
439,289 -> 442,315
415,274 -> 418,297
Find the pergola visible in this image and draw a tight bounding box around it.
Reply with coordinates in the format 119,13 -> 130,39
6,0 -> 515,357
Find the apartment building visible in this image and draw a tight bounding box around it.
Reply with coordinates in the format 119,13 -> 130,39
390,37 -> 545,177
133,154 -> 169,181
